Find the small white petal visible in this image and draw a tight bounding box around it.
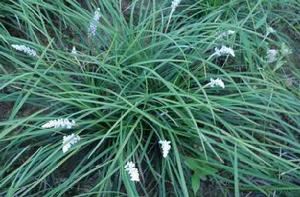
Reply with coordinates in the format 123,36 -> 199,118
71,46 -> 77,55
62,143 -> 71,153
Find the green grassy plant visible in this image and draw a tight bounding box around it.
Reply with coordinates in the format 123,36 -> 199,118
0,0 -> 300,196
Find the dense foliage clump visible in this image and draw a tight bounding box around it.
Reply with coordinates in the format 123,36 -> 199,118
0,0 -> 300,196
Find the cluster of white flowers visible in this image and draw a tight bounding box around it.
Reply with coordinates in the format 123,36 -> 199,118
267,49 -> 278,63
213,45 -> 235,57
159,140 -> 171,158
208,78 -> 225,89
171,0 -> 182,12
41,118 -> 75,129
11,44 -> 37,57
217,30 -> 235,39
88,8 -> 101,37
124,140 -> 172,182
125,161 -> 140,182
62,133 -> 81,153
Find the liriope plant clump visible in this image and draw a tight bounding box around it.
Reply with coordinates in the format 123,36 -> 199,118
0,0 -> 300,196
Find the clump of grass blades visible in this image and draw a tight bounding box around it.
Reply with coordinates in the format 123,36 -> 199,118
0,0 -> 300,196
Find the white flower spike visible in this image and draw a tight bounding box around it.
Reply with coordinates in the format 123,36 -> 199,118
62,133 -> 80,153
159,140 -> 171,158
125,161 -> 140,182
11,44 -> 37,57
213,45 -> 235,57
42,118 -> 75,129
267,49 -> 278,63
208,78 -> 225,89
88,8 -> 101,37
171,0 -> 182,12
166,0 -> 182,32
